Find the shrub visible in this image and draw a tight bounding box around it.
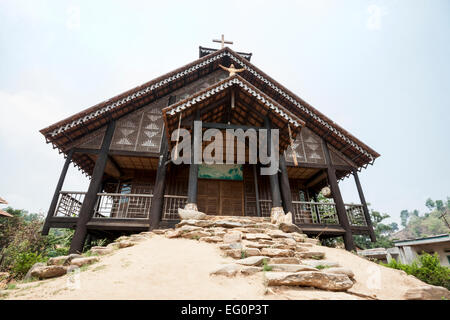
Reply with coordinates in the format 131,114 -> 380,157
382,252 -> 450,290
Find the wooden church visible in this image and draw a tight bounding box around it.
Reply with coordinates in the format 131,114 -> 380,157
40,40 -> 380,253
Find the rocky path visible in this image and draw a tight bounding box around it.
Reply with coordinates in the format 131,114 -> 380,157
2,216 -> 449,300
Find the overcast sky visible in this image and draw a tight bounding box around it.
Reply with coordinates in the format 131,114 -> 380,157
0,0 -> 449,226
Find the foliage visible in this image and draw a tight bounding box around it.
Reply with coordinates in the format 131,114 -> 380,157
394,197 -> 450,240
262,259 -> 272,272
353,209 -> 398,249
382,253 -> 450,290
0,207 -> 73,278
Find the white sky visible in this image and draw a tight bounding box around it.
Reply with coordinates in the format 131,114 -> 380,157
0,0 -> 449,227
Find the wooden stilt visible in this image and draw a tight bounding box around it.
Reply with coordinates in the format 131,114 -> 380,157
279,154 -> 294,222
173,112 -> 182,161
42,149 -> 74,235
69,121 -> 116,254
264,116 -> 282,209
353,169 -> 377,242
288,124 -> 298,166
322,140 -> 355,251
186,111 -> 200,208
253,164 -> 261,217
149,130 -> 169,230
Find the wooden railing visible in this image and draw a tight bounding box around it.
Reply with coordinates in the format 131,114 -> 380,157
53,191 -> 86,217
292,201 -> 340,225
94,193 -> 153,219
345,204 -> 368,226
162,195 -> 188,220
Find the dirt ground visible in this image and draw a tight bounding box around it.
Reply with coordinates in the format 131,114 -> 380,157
3,235 -> 427,300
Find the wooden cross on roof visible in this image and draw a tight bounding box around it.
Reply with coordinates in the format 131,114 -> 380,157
213,34 -> 233,49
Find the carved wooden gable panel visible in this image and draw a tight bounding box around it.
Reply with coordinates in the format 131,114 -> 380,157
285,127 -> 326,164
71,126 -> 106,150
110,70 -> 227,153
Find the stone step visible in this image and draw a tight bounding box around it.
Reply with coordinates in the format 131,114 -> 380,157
267,264 -> 318,272
265,271 -> 353,291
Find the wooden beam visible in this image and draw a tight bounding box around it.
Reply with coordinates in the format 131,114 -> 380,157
69,121 -> 116,254
264,116 -> 282,208
279,154 -> 294,221
149,130 -> 169,230
186,111 -> 200,207
253,164 -> 261,217
305,170 -> 327,188
323,139 -> 355,251
42,149 -> 74,235
353,169 -> 377,242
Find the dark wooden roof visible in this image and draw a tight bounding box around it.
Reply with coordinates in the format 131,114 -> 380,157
199,46 -> 252,61
40,47 -> 379,170
162,74 -> 305,152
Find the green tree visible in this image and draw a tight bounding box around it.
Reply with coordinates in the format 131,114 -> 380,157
400,210 -> 409,228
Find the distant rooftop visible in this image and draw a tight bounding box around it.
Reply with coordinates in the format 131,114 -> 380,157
393,234 -> 450,246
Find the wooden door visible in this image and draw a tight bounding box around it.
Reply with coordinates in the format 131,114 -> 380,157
219,180 -> 244,216
197,180 -> 220,215
197,179 -> 244,216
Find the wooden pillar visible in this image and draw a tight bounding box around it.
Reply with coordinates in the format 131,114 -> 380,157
253,164 -> 261,217
42,149 -> 74,235
353,169 -> 376,242
322,140 -> 356,251
149,130 -> 169,230
69,121 -> 116,254
263,116 -> 282,209
279,154 -> 295,222
186,111 -> 200,210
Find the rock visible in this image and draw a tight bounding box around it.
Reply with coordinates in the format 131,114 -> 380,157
296,251 -> 325,260
240,266 -> 263,275
225,249 -> 244,259
270,207 -> 285,224
24,262 -> 46,280
261,248 -> 294,257
210,264 -> 241,277
47,256 -> 69,266
107,242 -> 120,250
213,220 -> 243,228
404,285 -> 450,300
223,231 -> 242,244
265,271 -> 354,291
243,248 -> 262,257
181,230 -> 211,239
91,247 -> 114,255
326,267 -> 355,279
219,242 -> 242,250
165,229 -> 182,238
235,256 -> 270,266
267,264 -> 318,272
30,265 -> 67,280
242,241 -> 266,249
0,272 -> 10,281
199,236 -> 223,243
70,256 -> 100,267
249,223 -> 279,230
291,233 -> 308,242
294,245 -> 309,252
139,231 -> 153,238
129,235 -> 147,242
296,242 -> 314,248
283,212 -> 293,224
303,238 -> 321,245
279,222 -> 303,234
245,233 -> 272,241
266,230 -> 293,239
115,236 -> 130,242
176,219 -> 215,228
271,243 -> 296,250
302,260 -> 340,268
178,208 -> 207,220
258,240 -> 275,245
269,257 -> 302,265
151,229 -> 166,235
280,238 -> 298,246
179,225 -> 203,232
119,240 -> 135,248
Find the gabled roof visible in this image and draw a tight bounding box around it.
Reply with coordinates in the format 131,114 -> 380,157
40,47 -> 379,170
162,74 -> 305,151
0,197 -> 7,205
0,209 -> 13,218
